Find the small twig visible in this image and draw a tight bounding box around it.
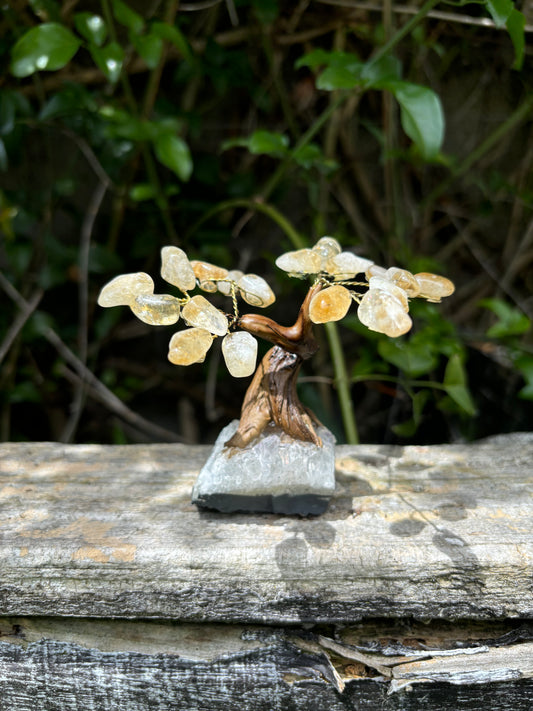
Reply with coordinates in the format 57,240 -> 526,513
180,0 -> 223,9
449,215 -> 532,319
61,181 -> 107,443
59,127 -> 115,189
57,363 -> 183,442
424,93 -> 533,209
0,276 -> 182,442
225,0 -> 238,26
317,635 -> 393,678
0,288 -> 43,366
316,0 -> 533,33
47,330 -> 183,442
187,197 -> 307,249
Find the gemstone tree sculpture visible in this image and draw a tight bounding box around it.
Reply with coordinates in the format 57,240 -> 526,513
98,238 -> 454,514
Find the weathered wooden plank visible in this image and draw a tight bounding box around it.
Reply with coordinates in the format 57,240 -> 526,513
0,433 -> 532,622
1,618 -> 533,710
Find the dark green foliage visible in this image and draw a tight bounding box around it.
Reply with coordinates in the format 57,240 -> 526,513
0,0 -> 531,444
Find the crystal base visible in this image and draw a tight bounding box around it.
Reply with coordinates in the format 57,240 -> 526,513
192,420 -> 336,515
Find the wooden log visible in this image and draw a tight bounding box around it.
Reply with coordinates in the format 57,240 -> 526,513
1,617 -> 533,709
0,433 -> 532,622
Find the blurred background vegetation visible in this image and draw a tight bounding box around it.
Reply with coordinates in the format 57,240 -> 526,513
1,0 -> 532,446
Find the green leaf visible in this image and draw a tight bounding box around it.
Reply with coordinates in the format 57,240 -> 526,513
224,130 -> 289,157
443,354 -> 477,415
378,337 -> 438,377
293,143 -> 323,169
361,55 -> 402,88
153,133 -> 192,181
74,12 -> 107,46
129,183 -> 179,201
507,8 -> 526,70
485,0 -> 513,27
480,298 -> 531,338
390,82 -> 444,160
150,21 -> 192,61
10,23 -> 81,77
316,66 -> 359,91
131,32 -> 163,69
295,48 -> 335,70
313,52 -> 364,90
99,106 -> 156,141
111,0 -> 144,34
249,130 -> 289,156
90,42 -> 124,83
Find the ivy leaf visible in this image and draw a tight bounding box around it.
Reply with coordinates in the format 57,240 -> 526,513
74,13 -> 107,47
10,23 -> 81,77
153,133 -> 192,181
390,82 -> 444,160
90,42 -> 124,83
443,354 -> 476,415
111,0 -> 144,34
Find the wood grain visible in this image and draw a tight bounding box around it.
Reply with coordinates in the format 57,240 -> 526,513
0,433 -> 532,622
1,618 -> 533,710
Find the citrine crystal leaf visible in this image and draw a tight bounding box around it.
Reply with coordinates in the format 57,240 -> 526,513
325,252 -> 374,280
312,236 -> 342,261
358,289 -> 412,337
130,293 -> 181,325
97,272 -> 154,307
275,248 -> 322,276
168,327 -> 213,365
415,272 -> 455,302
182,294 -> 228,336
222,331 -> 258,377
161,246 -> 196,292
309,285 -> 352,323
190,260 -> 228,293
386,267 -> 421,297
368,276 -> 409,311
238,274 -> 276,307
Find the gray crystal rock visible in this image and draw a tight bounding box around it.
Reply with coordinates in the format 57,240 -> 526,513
192,420 -> 336,515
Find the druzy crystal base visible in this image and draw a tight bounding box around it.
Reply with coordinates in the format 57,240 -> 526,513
192,420 -> 336,515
